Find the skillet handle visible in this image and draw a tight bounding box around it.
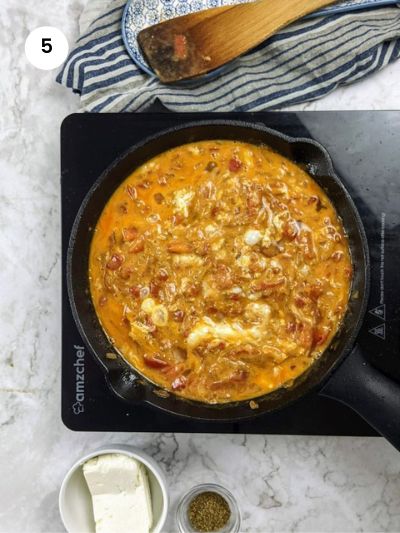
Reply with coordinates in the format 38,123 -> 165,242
319,345 -> 400,451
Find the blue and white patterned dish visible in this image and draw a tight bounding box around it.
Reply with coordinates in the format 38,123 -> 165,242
122,0 -> 399,77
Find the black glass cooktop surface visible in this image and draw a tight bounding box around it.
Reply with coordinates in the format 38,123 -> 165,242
61,111 -> 399,433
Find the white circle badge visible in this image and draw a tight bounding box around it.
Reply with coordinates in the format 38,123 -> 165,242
25,26 -> 69,70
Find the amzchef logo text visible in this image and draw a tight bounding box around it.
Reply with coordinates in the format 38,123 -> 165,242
72,345 -> 85,414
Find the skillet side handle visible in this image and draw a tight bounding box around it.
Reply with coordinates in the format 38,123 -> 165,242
319,345 -> 400,451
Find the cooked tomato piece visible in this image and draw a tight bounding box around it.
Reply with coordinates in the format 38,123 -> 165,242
173,34 -> 188,60
150,281 -> 161,297
167,241 -> 192,253
252,278 -> 285,293
309,283 -> 323,302
229,158 -> 242,172
172,309 -> 185,322
313,328 -> 329,347
171,375 -> 187,390
214,264 -> 234,290
129,285 -> 141,298
154,193 -> 165,204
106,254 -> 124,270
122,227 -> 139,242
143,354 -> 169,369
210,369 -> 248,389
294,295 -> 307,308
129,237 -> 145,253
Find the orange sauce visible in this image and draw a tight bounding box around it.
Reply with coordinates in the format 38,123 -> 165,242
89,141 -> 352,403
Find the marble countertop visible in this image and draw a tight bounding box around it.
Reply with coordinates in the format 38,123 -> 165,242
1,0 -> 400,531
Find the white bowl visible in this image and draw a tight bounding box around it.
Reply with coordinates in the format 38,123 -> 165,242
59,445 -> 169,533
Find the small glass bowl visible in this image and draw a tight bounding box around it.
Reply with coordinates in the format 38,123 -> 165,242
176,483 -> 241,533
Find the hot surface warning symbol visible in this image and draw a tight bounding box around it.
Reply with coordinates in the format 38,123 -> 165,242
369,323 -> 385,340
369,304 -> 385,320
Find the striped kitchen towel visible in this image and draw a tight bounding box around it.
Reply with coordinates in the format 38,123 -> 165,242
56,1 -> 400,112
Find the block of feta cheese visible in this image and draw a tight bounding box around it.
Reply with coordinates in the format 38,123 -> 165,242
83,453 -> 153,533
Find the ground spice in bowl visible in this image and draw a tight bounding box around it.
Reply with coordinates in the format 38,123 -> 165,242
176,483 -> 240,533
188,491 -> 231,532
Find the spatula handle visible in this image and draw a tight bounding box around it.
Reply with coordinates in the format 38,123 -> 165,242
193,0 -> 339,65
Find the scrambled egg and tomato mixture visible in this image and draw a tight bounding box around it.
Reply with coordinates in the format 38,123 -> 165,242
89,141 -> 352,403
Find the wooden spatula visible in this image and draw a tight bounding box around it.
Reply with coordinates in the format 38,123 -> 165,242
137,0 -> 339,83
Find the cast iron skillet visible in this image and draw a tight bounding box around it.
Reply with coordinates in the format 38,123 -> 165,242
67,121 -> 400,450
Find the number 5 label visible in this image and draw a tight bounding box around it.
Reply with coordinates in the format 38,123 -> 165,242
41,38 -> 53,54
25,27 -> 68,70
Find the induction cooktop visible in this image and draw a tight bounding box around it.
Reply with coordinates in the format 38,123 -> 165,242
61,111 -> 400,433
